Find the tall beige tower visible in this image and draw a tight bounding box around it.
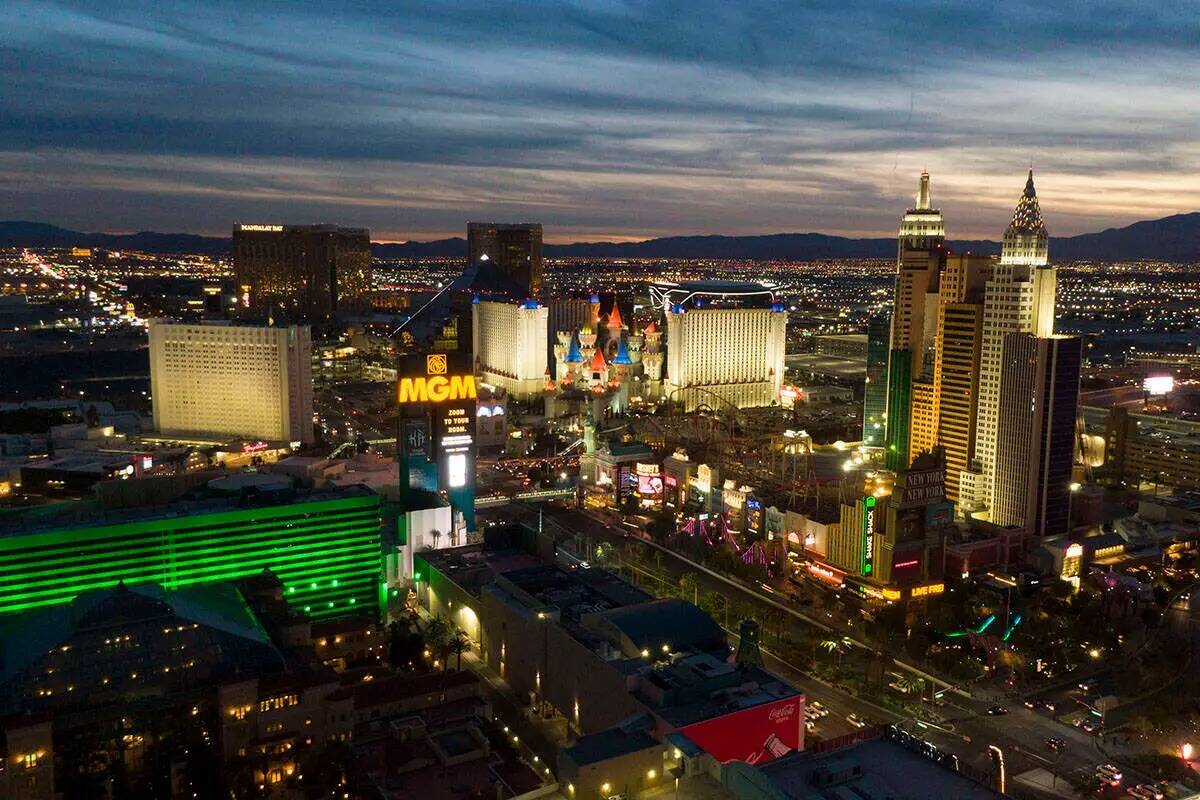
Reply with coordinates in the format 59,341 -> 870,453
884,171 -> 945,470
961,170 -> 1057,515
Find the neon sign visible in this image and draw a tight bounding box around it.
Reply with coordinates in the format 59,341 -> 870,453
861,496 -> 876,576
398,374 -> 477,404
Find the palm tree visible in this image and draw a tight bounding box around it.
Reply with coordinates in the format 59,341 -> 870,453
893,673 -> 921,696
817,638 -> 842,660
818,636 -> 853,667
448,630 -> 471,671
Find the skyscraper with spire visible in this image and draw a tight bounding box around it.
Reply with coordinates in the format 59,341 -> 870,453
960,170 -> 1059,516
884,171 -> 945,470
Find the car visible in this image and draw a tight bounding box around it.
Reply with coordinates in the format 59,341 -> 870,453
987,705 -> 1009,716
1080,719 -> 1100,734
1078,679 -> 1096,692
1040,700 -> 1057,713
1024,699 -> 1037,709
1045,737 -> 1066,751
1134,784 -> 1165,800
1096,764 -> 1122,786
846,713 -> 867,729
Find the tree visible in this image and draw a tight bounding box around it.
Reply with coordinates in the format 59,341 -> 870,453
424,616 -> 452,658
892,672 -> 921,696
448,629 -> 471,671
817,637 -> 844,662
679,573 -> 700,605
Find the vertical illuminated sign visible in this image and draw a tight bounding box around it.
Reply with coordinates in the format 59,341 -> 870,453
861,496 -> 876,576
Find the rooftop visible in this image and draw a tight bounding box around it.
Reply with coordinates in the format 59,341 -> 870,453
756,735 -> 1005,799
562,726 -> 659,767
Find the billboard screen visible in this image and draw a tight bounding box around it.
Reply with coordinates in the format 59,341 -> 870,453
678,695 -> 803,765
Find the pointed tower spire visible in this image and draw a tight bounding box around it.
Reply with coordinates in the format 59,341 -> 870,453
1008,168 -> 1046,234
916,170 -> 931,211
1000,168 -> 1048,266
606,303 -> 624,330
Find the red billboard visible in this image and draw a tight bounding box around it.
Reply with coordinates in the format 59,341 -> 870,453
679,695 -> 804,765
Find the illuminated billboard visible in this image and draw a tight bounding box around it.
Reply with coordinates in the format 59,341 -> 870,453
679,695 -> 804,765
1144,375 -> 1174,396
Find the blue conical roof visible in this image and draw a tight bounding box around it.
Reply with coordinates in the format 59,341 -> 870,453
564,334 -> 584,364
613,337 -> 633,365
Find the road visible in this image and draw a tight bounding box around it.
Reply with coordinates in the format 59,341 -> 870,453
489,502 -> 1160,792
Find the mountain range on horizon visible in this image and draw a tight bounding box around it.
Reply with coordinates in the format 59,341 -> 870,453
1,212 -> 1199,262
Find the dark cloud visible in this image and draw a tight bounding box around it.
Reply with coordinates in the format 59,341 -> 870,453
0,0 -> 1197,239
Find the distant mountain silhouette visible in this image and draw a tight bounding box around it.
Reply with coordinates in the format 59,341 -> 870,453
3,212 -> 1199,261
0,221 -> 228,255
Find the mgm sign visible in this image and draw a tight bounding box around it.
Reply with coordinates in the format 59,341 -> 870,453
397,354 -> 477,404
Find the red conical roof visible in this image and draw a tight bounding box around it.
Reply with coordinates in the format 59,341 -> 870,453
589,348 -> 608,371
606,303 -> 624,329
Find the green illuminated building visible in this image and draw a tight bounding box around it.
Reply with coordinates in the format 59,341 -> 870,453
863,313 -> 890,446
0,485 -> 382,619
884,349 -> 912,470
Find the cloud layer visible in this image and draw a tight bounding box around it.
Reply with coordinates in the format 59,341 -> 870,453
2,1 -> 1198,241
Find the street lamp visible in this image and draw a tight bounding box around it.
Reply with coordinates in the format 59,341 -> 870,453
987,745 -> 1006,794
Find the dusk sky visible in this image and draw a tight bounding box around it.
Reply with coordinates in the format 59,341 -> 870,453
3,1 -> 1198,242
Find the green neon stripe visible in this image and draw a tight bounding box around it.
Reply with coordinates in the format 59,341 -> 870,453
1,544 -> 379,604
0,495 -> 379,553
0,507 -> 380,565
0,495 -> 384,618
0,566 -> 381,615
3,520 -> 379,583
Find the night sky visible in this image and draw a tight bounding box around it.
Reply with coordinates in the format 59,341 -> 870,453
3,1 -> 1197,242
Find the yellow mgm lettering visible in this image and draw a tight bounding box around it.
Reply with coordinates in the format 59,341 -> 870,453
398,374 -> 477,404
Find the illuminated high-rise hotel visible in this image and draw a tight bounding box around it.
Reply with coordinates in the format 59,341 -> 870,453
655,281 -> 786,412
993,333 -> 1081,535
884,171 -> 945,470
961,171 -> 1057,514
232,223 -> 371,320
472,298 -> 549,400
933,254 -> 992,504
149,320 -> 314,444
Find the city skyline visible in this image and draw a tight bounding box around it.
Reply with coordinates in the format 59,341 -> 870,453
4,1 -> 1199,242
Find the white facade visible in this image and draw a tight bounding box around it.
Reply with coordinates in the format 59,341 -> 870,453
472,300 -> 548,400
665,306 -> 786,412
149,320 -> 313,443
963,171 -> 1056,514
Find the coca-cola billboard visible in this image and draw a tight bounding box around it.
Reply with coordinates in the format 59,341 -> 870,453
679,696 -> 804,765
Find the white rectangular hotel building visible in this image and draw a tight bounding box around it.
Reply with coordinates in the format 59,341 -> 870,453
149,320 -> 314,443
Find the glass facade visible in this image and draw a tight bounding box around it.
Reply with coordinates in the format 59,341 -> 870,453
0,492 -> 381,619
863,313 -> 890,446
884,349 -> 912,470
